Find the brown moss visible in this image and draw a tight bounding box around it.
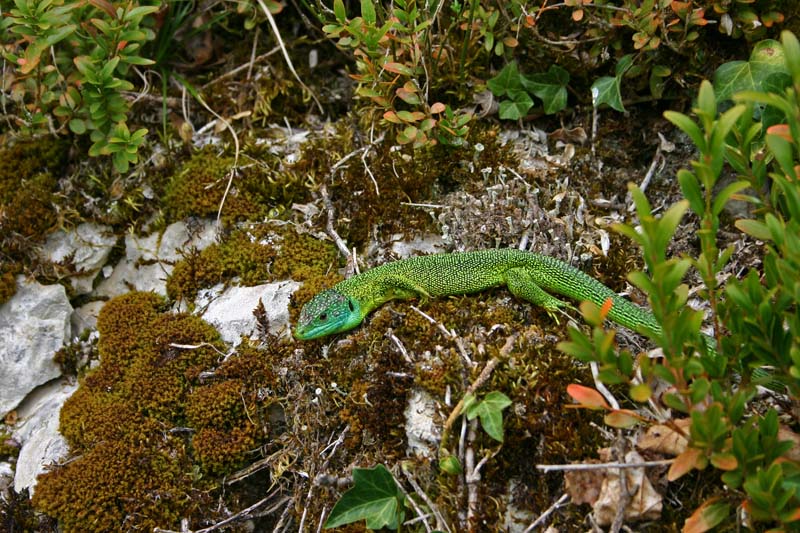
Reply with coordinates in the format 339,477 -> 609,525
32,292 -> 254,533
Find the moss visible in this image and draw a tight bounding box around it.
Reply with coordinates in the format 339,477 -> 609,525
32,292 -> 259,533
163,146 -> 308,225
0,138 -> 70,305
167,225 -> 338,302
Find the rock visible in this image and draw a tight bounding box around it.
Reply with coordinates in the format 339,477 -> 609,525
390,234 -> 446,258
42,223 -> 117,295
71,300 -> 106,335
405,388 -> 439,459
198,281 -> 300,346
12,378 -> 78,495
0,278 -> 71,415
97,219 -> 218,298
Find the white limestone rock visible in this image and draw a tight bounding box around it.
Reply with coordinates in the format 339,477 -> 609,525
405,388 -> 440,459
0,278 -> 71,415
198,281 -> 300,346
97,219 -> 218,298
12,378 -> 78,495
42,223 -> 117,295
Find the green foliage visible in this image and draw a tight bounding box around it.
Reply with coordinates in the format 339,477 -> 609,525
318,0 -> 514,147
1,0 -> 157,171
324,464 -> 405,530
462,390 -> 512,442
559,31 -> 800,529
591,54 -> 633,113
488,62 -> 569,119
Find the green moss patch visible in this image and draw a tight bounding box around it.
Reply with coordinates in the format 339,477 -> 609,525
167,224 -> 338,302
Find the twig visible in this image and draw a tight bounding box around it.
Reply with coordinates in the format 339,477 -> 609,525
522,493 -> 569,533
591,361 -> 620,410
410,305 -> 454,339
202,46 -> 282,88
318,183 -> 352,262
402,467 -> 451,533
153,489 -> 287,533
255,0 -> 323,114
389,332 -> 413,364
535,458 -> 674,472
439,334 -> 517,457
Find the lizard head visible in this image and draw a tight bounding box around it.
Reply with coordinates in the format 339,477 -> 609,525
294,288 -> 363,340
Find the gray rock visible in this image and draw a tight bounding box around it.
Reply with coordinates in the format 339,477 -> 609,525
0,278 -> 71,415
12,378 -> 78,495
405,388 -> 440,459
97,219 -> 218,298
42,223 -> 117,295
198,281 -> 300,346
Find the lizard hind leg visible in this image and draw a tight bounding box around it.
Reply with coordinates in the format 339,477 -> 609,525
504,267 -> 573,323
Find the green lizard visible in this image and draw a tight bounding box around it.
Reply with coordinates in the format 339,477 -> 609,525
294,249 -> 661,341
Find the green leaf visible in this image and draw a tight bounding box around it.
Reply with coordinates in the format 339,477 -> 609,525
68,118 -> 86,134
463,391 -> 512,442
664,111 -> 705,151
333,0 -> 346,22
360,0 -> 376,25
498,90 -> 533,120
324,465 -> 403,529
591,76 -> 624,112
487,62 -> 523,97
522,65 -> 569,114
713,39 -> 788,102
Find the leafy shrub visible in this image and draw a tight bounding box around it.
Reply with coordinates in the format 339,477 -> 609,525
1,0 -> 157,172
562,31 -> 800,529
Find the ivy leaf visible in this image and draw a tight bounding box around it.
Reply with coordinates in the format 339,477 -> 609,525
591,75 -> 624,112
463,391 -> 512,442
498,89 -> 533,120
713,39 -> 788,102
522,65 -> 569,114
487,62 -> 523,97
324,465 -> 404,530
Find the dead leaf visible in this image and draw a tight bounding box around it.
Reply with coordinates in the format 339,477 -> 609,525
592,450 -> 663,526
638,418 -> 690,456
564,461 -> 605,505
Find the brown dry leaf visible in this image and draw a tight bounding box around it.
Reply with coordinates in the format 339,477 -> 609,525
564,461 -> 605,505
638,418 -> 691,456
592,450 -> 663,526
779,426 -> 800,462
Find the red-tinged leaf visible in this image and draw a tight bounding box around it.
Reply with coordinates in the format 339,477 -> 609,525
383,61 -> 414,76
419,118 -> 436,131
402,80 -> 417,93
396,110 -> 425,122
600,297 -> 613,320
668,447 -> 703,481
396,87 -> 421,105
566,384 -> 610,410
670,1 -> 689,16
604,409 -> 639,428
767,124 -> 793,142
383,110 -> 402,124
89,0 -> 117,18
430,102 -> 446,114
572,8 -> 583,21
396,125 -> 418,145
683,498 -> 729,533
710,452 -> 738,471
524,15 -> 535,27
783,506 -> 800,521
503,36 -> 519,47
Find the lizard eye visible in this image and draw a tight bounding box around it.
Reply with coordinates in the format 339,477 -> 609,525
319,312 -> 328,322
